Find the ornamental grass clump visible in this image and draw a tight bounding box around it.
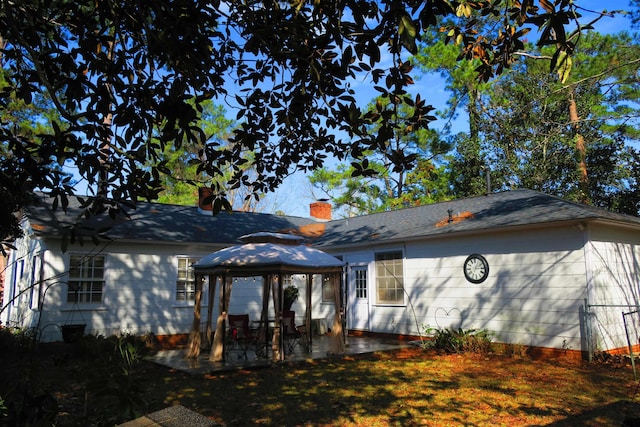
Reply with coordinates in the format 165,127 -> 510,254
426,326 -> 493,354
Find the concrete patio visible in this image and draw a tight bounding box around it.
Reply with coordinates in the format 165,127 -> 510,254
148,333 -> 411,375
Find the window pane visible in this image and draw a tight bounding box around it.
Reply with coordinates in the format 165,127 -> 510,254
176,257 -> 200,302
355,269 -> 367,299
176,282 -> 187,301
375,251 -> 403,304
67,255 -> 105,304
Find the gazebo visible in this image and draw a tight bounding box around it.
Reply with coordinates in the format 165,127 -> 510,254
185,232 -> 345,362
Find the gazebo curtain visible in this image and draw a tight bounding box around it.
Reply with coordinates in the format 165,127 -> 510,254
272,274 -> 282,361
185,274 -> 205,358
210,274 -> 234,362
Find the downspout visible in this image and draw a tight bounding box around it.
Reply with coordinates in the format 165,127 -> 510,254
277,274 -> 284,361
343,263 -> 349,343
341,268 -> 347,347
306,273 -> 312,349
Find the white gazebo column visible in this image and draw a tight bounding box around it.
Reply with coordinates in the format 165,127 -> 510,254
258,274 -> 270,351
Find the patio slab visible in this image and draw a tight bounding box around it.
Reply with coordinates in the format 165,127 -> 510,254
123,335 -> 409,426
148,334 -> 409,375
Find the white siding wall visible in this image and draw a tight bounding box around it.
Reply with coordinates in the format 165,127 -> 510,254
339,225 -> 590,351
0,220 -> 44,331
3,233 -> 337,342
587,224 -> 640,352
4,239 -> 229,342
11,219 -> 639,352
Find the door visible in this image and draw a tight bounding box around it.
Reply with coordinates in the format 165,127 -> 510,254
348,265 -> 369,331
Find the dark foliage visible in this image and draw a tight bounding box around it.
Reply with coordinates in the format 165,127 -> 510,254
0,1 -> 606,244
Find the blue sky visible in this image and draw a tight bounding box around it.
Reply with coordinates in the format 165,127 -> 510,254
265,0 -> 637,218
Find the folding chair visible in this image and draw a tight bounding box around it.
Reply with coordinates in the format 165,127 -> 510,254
282,310 -> 309,355
227,314 -> 259,359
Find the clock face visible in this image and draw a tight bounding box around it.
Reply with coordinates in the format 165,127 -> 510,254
464,254 -> 489,284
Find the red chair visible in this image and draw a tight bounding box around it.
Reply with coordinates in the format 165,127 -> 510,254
227,314 -> 259,359
282,310 -> 308,354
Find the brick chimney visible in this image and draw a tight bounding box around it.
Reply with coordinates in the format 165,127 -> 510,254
198,187 -> 213,211
310,200 -> 331,221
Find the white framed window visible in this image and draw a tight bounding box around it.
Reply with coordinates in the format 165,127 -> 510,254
375,251 -> 404,304
176,257 -> 200,302
29,254 -> 42,310
11,259 -> 24,307
67,255 -> 105,304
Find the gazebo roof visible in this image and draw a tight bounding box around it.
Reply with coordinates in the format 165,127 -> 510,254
193,233 -> 344,276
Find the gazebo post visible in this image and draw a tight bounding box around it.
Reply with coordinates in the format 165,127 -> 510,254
259,274 -> 270,356
205,274 -> 216,347
270,274 -> 282,361
305,273 -> 312,350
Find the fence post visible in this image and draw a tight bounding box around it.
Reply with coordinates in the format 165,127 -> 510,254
623,310 -> 638,381
584,299 -> 593,362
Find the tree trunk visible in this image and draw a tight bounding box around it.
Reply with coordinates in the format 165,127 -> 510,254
568,91 -> 590,203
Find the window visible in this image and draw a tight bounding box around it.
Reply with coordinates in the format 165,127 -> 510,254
354,268 -> 367,299
11,259 -> 24,306
68,255 -> 105,304
176,257 -> 200,302
29,254 -> 41,310
375,251 -> 404,304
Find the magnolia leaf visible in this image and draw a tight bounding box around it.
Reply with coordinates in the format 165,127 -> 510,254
557,53 -> 572,83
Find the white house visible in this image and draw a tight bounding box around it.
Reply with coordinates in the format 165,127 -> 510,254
3,189 -> 640,359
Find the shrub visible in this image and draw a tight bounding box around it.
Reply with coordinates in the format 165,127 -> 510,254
83,333 -> 150,422
499,342 -> 530,359
423,326 -> 493,354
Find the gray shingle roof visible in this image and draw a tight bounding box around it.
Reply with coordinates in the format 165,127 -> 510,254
310,189 -> 640,248
25,189 -> 640,248
25,196 -> 315,245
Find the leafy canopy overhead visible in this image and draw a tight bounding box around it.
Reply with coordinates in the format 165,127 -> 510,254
0,0 -> 614,244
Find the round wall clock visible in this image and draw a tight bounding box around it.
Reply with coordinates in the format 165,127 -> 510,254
463,254 -> 489,284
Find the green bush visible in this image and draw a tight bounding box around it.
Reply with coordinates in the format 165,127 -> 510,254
82,333 -> 151,422
423,326 -> 493,354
